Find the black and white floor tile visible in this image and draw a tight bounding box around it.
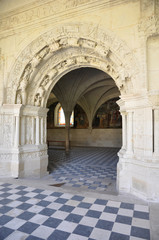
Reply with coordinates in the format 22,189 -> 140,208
48,147 -> 118,192
0,182 -> 150,240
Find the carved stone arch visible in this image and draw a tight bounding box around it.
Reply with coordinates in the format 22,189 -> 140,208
27,45 -> 134,108
6,22 -> 140,105
31,54 -> 123,108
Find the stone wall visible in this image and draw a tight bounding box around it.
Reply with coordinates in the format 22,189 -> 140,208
47,128 -> 122,148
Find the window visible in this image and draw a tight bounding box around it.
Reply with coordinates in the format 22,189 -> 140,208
54,103 -> 74,127
58,106 -> 65,126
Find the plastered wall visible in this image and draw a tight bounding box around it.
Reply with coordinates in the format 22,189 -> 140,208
47,128 -> 122,148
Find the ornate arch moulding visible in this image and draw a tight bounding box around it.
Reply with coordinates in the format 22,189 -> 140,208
6,23 -> 140,106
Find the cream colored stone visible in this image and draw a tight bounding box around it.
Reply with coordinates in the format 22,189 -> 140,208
0,0 -> 159,201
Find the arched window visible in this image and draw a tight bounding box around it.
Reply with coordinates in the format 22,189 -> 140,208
58,106 -> 65,126
54,103 -> 74,127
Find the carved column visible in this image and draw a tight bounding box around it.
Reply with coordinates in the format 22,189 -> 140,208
15,116 -> 20,147
21,116 -> 26,145
32,117 -> 35,144
41,117 -> 44,144
154,108 -> 159,155
121,112 -> 127,151
126,111 -> 133,154
36,116 -> 40,145
44,117 -> 47,144
12,116 -> 16,147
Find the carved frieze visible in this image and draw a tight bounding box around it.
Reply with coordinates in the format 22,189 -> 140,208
0,0 -> 95,32
0,153 -> 12,161
20,150 -> 47,160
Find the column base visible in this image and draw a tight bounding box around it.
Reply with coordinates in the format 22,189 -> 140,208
18,144 -> 49,178
0,144 -> 49,178
0,149 -> 20,178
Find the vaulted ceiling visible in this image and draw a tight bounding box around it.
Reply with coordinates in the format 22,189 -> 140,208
47,67 -> 120,125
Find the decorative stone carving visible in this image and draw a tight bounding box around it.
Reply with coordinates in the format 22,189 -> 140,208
7,24 -> 139,105
65,58 -> 76,66
17,63 -> 33,104
58,38 -> 69,47
76,56 -> 88,64
67,37 -> 78,46
34,86 -> 45,106
49,41 -> 60,52
138,15 -> 159,36
20,150 -> 47,160
48,68 -> 58,78
18,63 -> 33,90
31,45 -> 50,67
16,93 -> 22,104
3,115 -> 12,147
35,73 -> 57,107
41,75 -> 50,87
78,38 -> 97,48
36,45 -> 50,59
95,45 -> 110,58
33,49 -> 134,107
0,153 -> 12,161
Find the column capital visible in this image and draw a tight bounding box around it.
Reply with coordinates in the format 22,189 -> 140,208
120,111 -> 127,116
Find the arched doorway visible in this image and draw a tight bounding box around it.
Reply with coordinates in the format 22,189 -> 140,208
46,67 -> 122,193
46,67 -> 121,150
2,23 -> 145,199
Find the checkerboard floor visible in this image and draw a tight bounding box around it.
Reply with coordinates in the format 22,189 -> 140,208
48,147 -> 119,192
0,182 -> 150,240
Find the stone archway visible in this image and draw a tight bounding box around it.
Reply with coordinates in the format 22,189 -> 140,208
1,23 -> 145,199
6,23 -> 139,106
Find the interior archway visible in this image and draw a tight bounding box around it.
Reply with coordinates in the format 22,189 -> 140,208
2,24 -> 137,197
46,67 -> 121,193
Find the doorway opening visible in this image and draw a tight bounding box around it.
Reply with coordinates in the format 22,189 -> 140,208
47,67 -> 121,194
